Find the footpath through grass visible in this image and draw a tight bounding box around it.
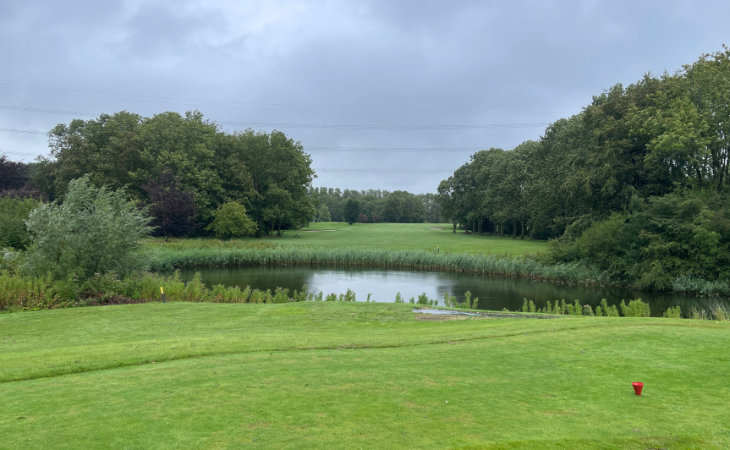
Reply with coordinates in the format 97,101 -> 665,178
2,302 -> 729,448
144,222 -> 547,257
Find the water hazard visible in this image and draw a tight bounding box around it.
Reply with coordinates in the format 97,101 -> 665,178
175,266 -> 722,316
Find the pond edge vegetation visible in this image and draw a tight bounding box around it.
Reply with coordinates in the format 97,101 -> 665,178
145,245 -> 730,296
5,268 -> 728,320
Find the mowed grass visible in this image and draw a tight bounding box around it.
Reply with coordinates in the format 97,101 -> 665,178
2,302 -> 729,448
144,222 -> 547,257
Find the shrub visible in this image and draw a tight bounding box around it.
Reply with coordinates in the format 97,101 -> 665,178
464,291 -> 473,309
443,292 -> 456,307
663,306 -> 682,318
597,299 -> 619,316
24,176 -> 151,280
272,287 -> 290,303
620,299 -> 651,317
206,201 -> 257,240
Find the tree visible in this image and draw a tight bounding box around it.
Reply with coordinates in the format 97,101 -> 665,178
48,111 -> 144,197
344,198 -> 360,225
437,177 -> 459,232
226,130 -> 315,234
134,111 -> 224,223
0,196 -> 40,249
420,193 -> 442,223
207,201 -> 257,240
316,203 -> 331,222
141,170 -> 197,240
24,176 -> 151,280
382,191 -> 425,223
0,154 -> 29,193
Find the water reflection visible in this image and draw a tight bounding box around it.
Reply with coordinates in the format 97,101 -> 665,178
177,266 -> 723,317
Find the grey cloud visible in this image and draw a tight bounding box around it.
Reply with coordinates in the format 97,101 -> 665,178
2,0 -> 730,193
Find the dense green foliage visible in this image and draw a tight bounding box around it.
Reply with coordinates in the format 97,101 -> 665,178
1,302 -> 729,447
206,201 -> 257,240
34,111 -> 314,235
310,187 -> 437,223
548,191 -> 730,289
23,176 -> 151,280
0,196 -> 39,249
344,198 -> 360,225
438,47 -> 730,289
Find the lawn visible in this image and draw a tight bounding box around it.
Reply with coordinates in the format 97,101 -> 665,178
143,222 -> 547,257
2,301 -> 728,448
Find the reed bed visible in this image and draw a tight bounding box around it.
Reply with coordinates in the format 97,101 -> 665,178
146,246 -> 609,285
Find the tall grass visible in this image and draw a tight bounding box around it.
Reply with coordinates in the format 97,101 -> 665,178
688,301 -> 730,321
0,270 -> 301,311
146,247 -> 609,286
671,275 -> 730,297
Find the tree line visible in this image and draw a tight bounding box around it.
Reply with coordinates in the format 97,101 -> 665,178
308,187 -> 442,224
2,111 -> 315,239
437,47 -> 730,290
1,110 -> 447,246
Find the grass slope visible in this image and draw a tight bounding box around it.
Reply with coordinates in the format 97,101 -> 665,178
144,222 -> 547,257
2,302 -> 729,448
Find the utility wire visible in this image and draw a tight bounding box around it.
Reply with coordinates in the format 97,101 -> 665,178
0,84 -> 582,115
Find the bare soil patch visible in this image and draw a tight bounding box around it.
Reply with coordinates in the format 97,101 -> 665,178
415,314 -> 483,321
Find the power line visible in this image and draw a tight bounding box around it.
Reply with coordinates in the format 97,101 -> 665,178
0,128 -> 46,135
0,104 -> 92,116
0,84 -> 583,115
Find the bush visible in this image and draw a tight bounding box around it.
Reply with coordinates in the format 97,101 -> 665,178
663,306 -> 682,319
206,201 -> 257,240
24,176 -> 151,280
620,299 -> 651,317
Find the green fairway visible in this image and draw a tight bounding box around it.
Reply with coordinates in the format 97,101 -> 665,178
144,222 -> 547,257
1,302 -> 728,448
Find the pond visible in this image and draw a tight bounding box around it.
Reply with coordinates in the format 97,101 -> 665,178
175,266 -> 723,316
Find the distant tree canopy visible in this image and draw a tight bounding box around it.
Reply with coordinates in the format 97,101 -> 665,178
344,198 -> 360,225
35,110 -> 314,236
436,47 -> 730,288
0,155 -> 29,193
308,188 -> 437,223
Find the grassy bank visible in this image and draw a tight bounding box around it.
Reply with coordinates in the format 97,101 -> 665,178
143,223 -> 590,286
144,222 -> 548,256
1,302 -> 729,448
141,222 -> 729,296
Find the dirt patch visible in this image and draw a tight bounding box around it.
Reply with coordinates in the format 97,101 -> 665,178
428,227 -> 446,231
415,314 -> 482,321
301,229 -> 336,232
413,308 -> 560,320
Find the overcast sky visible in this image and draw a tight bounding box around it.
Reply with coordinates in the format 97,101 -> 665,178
2,0 -> 729,193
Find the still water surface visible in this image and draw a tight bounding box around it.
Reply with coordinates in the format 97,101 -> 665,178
177,266 -> 721,316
